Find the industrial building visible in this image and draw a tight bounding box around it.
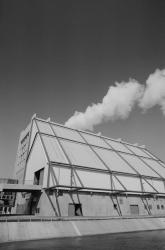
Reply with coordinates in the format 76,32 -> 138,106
13,115 -> 165,217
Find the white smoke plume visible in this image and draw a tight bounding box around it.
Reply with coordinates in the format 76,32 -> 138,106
65,68 -> 165,131
139,69 -> 165,114
65,79 -> 144,130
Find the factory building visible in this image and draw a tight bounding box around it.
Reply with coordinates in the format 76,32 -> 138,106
13,115 -> 165,217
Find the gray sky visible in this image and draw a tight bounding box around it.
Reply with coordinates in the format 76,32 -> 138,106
0,0 -> 165,177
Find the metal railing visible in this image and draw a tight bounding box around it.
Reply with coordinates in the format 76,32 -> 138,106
0,179 -> 18,184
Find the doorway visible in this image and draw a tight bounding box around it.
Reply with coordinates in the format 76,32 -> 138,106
130,204 -> 139,215
34,168 -> 44,185
68,203 -> 82,216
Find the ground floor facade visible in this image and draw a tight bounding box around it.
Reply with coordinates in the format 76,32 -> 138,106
15,189 -> 165,217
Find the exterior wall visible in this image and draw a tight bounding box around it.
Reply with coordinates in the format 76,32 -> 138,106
34,191 -> 165,217
24,135 -> 48,187
14,123 -> 31,184
2,217 -> 165,243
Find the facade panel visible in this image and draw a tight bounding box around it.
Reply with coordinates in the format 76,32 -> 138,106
29,120 -> 38,149
105,139 -> 132,154
94,147 -> 137,174
36,120 -> 54,135
125,144 -> 153,158
52,124 -> 84,142
25,135 -> 48,187
120,154 -> 159,177
75,169 -> 111,189
142,158 -> 165,178
80,132 -> 109,148
117,175 -> 141,192
51,166 -> 71,187
42,135 -> 68,164
60,139 -> 107,170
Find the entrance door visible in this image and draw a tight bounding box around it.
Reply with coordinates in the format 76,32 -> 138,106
34,168 -> 44,185
130,205 -> 139,215
68,203 -> 82,216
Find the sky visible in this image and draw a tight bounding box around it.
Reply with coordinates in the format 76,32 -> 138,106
0,0 -> 165,178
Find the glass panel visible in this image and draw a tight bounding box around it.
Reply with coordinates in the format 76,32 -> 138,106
94,147 -> 137,174
52,124 -> 84,142
80,132 -> 109,148
112,176 -> 125,190
142,179 -> 156,193
142,158 -> 165,178
42,135 -> 68,164
143,149 -> 157,160
147,179 -> 165,193
76,169 -> 111,189
36,120 -> 54,135
60,139 -> 107,170
126,144 -> 151,158
52,166 -> 71,186
117,176 -> 141,191
120,154 -> 159,177
105,139 -> 132,154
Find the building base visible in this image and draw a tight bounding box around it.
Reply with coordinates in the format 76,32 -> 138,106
1,215 -> 165,243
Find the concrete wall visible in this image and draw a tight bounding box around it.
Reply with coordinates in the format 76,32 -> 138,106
25,135 -> 48,187
14,122 -> 31,183
1,216 -> 165,243
35,191 -> 165,217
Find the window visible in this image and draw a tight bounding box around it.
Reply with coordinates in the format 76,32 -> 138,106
68,203 -> 82,216
36,207 -> 40,214
161,205 -> 164,210
157,205 -> 160,210
119,198 -> 123,205
34,168 -> 44,185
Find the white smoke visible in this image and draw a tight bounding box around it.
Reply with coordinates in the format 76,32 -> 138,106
65,79 -> 143,130
65,68 -> 165,131
139,69 -> 165,114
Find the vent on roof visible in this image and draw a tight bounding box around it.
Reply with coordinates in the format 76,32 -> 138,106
116,138 -> 122,142
46,117 -> 51,122
97,132 -> 102,136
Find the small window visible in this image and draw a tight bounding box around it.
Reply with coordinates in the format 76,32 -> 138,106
119,198 -> 123,205
36,208 -> 40,214
130,205 -> 139,215
161,205 -> 164,210
157,205 -> 160,210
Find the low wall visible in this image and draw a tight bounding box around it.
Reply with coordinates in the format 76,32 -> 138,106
1,216 -> 165,243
